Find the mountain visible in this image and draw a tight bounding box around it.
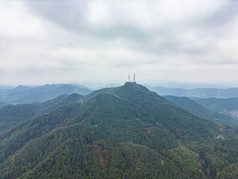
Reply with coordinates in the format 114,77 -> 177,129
0,94 -> 83,133
0,84 -> 91,105
0,102 -> 7,108
195,97 -> 238,119
0,86 -> 14,90
164,96 -> 238,126
0,83 -> 237,178
149,86 -> 238,98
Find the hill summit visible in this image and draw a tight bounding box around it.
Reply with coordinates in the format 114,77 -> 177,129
0,83 -> 237,178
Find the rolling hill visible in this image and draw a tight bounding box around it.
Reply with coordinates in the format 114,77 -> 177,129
0,83 -> 237,178
195,97 -> 238,120
164,96 -> 238,126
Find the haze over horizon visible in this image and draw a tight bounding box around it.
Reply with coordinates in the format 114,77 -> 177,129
1,0 -> 238,87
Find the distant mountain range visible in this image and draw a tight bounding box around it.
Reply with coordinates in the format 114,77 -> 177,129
0,82 -> 238,178
2,84 -> 238,107
0,84 -> 91,106
149,86 -> 238,98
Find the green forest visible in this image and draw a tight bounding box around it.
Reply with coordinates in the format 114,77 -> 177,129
0,82 -> 238,178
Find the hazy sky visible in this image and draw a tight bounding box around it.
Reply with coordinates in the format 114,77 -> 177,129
0,0 -> 238,86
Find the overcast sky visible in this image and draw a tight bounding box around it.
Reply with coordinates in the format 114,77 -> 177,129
0,0 -> 238,87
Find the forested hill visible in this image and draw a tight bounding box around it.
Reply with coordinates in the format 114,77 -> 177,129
0,82 -> 238,178
164,95 -> 238,126
194,97 -> 238,120
0,94 -> 83,132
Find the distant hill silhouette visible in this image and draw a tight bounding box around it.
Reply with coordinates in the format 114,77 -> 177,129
150,86 -> 238,98
0,84 -> 91,106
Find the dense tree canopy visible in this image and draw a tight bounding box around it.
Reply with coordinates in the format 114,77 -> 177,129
0,83 -> 237,178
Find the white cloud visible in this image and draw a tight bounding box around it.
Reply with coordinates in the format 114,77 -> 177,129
87,1 -> 114,28
0,1 -> 47,39
86,0 -> 227,31
0,0 -> 238,86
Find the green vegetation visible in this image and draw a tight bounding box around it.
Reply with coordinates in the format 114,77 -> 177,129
195,97 -> 238,112
195,97 -> 238,122
164,95 -> 238,126
0,94 -> 83,132
168,145 -> 200,177
0,82 -> 238,178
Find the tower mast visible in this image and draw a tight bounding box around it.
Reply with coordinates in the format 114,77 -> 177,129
134,73 -> 135,82
128,72 -> 130,82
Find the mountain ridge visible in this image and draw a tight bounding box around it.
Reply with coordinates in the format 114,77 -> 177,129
0,84 -> 91,106
0,83 -> 237,178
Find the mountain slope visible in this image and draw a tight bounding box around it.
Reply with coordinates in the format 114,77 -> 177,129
195,97 -> 238,120
0,93 -> 181,178
111,83 -> 218,140
164,95 -> 238,126
0,83 -> 237,178
0,94 -> 83,133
